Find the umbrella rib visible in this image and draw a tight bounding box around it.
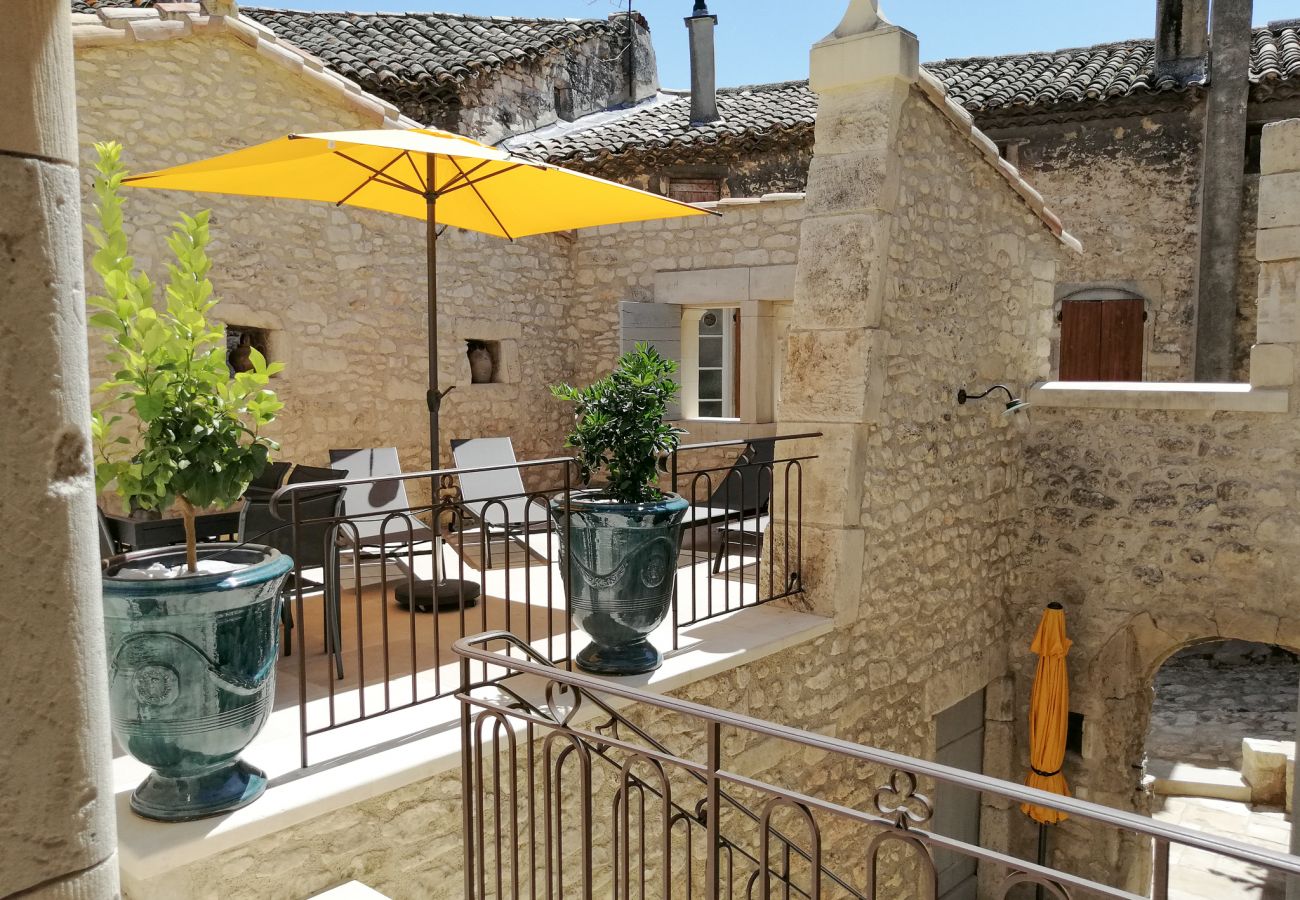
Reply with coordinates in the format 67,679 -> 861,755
405,151 -> 427,193
433,158 -> 493,195
331,151 -> 424,198
438,163 -> 525,198
448,157 -> 515,240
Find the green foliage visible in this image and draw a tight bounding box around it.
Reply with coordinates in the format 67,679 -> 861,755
551,343 -> 685,504
87,141 -> 284,522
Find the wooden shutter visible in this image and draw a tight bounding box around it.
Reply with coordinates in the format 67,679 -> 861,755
667,178 -> 722,204
1059,298 -> 1143,381
620,301 -> 682,420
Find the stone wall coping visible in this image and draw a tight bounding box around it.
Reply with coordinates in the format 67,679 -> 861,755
916,68 -> 1083,254
1029,381 -> 1291,413
694,192 -> 807,210
112,604 -> 833,885
72,6 -> 421,131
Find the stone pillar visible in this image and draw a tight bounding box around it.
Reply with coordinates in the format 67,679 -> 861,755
1193,0 -> 1254,381
685,3 -> 719,125
1252,119 -> 1300,397
775,0 -> 918,620
0,4 -> 121,899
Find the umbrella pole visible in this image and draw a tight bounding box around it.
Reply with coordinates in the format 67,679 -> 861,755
427,183 -> 440,475
1036,822 -> 1046,900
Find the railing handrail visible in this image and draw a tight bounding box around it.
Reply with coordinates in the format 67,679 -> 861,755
672,431 -> 823,454
453,630 -> 1300,877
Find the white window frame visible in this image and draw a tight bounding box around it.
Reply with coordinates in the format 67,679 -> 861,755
681,306 -> 740,421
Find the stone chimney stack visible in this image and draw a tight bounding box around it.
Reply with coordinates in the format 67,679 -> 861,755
1154,0 -> 1209,80
685,1 -> 719,125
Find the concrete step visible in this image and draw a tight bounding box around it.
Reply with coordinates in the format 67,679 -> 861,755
1147,760 -> 1252,802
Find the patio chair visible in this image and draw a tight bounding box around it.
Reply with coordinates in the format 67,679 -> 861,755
676,438 -> 776,572
243,460 -> 292,499
450,437 -> 553,569
240,464 -> 346,679
327,448 -> 480,612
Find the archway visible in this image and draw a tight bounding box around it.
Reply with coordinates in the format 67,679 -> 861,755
1144,639 -> 1297,900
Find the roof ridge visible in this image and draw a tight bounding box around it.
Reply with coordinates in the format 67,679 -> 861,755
926,25 -> 1288,68
239,6 -> 619,27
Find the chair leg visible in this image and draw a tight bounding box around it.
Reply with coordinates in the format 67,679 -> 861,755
712,528 -> 729,575
281,590 -> 294,657
325,550 -> 344,681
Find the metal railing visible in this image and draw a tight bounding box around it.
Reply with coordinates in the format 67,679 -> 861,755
264,434 -> 818,767
456,631 -> 1300,900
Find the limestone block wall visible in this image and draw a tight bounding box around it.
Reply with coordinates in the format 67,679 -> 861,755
74,29 -> 580,484
566,194 -> 806,390
1011,118 -> 1300,890
989,111 -> 1206,382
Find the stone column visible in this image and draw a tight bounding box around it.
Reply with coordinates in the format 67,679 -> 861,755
1251,119 -> 1300,398
1192,0 -> 1254,381
775,0 -> 918,620
0,4 -> 121,899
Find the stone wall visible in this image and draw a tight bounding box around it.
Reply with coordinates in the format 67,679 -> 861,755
453,15 -> 658,145
75,28 -> 581,488
1010,118 -> 1300,890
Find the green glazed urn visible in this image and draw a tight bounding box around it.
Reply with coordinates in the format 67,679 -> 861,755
102,544 -> 291,822
550,492 -> 688,675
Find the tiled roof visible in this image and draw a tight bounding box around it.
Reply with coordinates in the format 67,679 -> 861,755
239,8 -> 627,97
71,0 -> 155,11
522,27 -> 1300,164
513,81 -> 816,165
930,25 -> 1300,113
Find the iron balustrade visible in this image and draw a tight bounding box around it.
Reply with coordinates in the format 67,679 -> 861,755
455,631 -> 1300,900
262,434 -> 818,767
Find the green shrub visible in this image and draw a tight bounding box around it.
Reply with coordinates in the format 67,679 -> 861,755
87,141 -> 284,571
551,342 -> 684,503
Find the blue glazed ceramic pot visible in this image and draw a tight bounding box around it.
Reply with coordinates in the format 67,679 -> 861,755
550,492 -> 689,675
102,544 -> 291,822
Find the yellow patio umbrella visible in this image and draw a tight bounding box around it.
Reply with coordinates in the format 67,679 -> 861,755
1021,602 -> 1072,825
122,128 -> 713,474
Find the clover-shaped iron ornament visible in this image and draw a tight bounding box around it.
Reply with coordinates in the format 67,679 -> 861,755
544,679 -> 582,726
873,770 -> 933,830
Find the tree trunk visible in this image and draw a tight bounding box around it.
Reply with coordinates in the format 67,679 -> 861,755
179,497 -> 198,572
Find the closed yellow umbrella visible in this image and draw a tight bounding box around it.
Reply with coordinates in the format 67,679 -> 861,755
1021,602 -> 1072,825
122,127 -> 713,474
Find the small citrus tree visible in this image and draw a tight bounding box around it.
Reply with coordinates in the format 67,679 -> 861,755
551,343 -> 685,503
88,141 -> 284,572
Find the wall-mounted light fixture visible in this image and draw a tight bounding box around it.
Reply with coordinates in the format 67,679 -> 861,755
956,384 -> 1030,416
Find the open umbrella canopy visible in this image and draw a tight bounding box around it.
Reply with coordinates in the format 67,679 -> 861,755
1021,602 -> 1072,825
122,128 -> 712,237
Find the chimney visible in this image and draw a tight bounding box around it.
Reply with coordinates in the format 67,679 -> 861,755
1154,0 -> 1209,80
685,1 -> 720,125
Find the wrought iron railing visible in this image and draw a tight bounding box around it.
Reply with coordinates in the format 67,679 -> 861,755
455,631 -> 1300,900
261,434 -> 818,767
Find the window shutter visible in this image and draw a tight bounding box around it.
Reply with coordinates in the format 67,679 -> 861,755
1059,297 -> 1144,382
667,178 -> 722,204
620,301 -> 682,420
1099,299 -> 1144,381
1059,301 -> 1103,381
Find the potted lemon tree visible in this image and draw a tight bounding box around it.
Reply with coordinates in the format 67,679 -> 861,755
88,142 -> 290,821
550,344 -> 688,675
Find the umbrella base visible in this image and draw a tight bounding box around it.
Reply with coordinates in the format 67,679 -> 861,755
395,579 -> 481,612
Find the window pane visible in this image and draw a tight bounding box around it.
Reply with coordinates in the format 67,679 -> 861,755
698,401 -> 724,418
699,335 -> 723,368
700,369 -> 723,400
699,309 -> 723,335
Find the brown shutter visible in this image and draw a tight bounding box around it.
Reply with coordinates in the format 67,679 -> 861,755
1098,299 -> 1144,381
667,178 -> 722,204
1059,297 -> 1144,381
1059,300 -> 1103,381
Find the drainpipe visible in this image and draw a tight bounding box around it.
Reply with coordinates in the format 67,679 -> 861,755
1193,0 -> 1254,381
686,1 -> 720,125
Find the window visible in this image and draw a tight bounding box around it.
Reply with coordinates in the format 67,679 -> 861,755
1058,290 -> 1145,381
693,308 -> 739,418
225,325 -> 271,376
667,177 -> 722,204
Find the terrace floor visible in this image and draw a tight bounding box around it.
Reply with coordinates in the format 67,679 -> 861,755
110,535 -> 833,884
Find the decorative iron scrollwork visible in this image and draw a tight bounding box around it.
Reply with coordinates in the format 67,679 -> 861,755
544,679 -> 582,726
873,770 -> 933,829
